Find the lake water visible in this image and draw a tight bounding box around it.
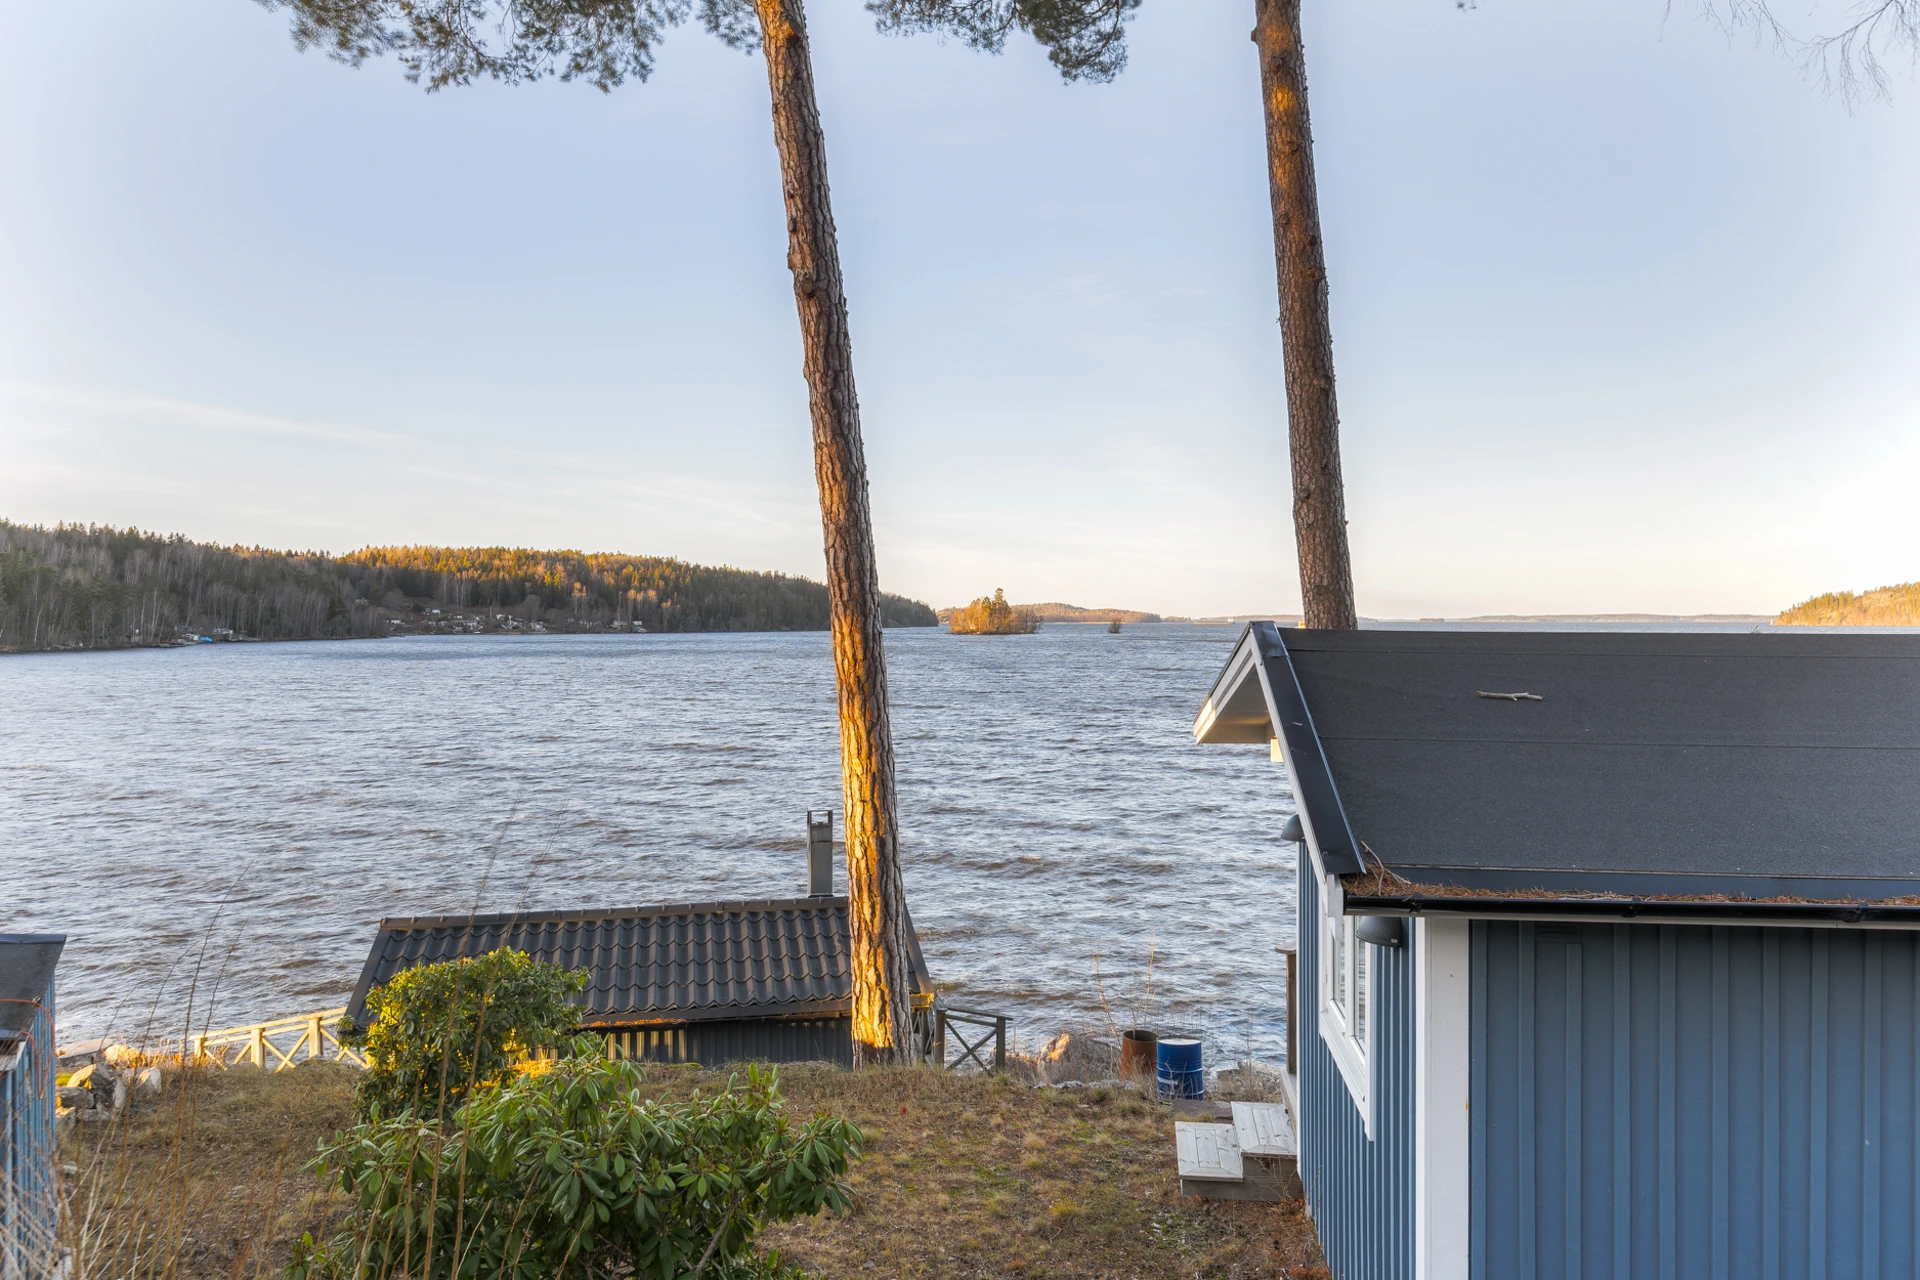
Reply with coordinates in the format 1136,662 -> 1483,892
2,624 -> 1300,1062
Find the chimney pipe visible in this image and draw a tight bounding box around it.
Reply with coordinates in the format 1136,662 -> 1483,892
806,810 -> 834,897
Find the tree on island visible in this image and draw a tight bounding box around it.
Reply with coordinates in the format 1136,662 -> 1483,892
947,588 -> 1041,634
253,0 -> 1112,1066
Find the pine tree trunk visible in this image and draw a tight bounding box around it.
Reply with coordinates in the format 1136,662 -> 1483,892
1254,0 -> 1357,631
754,0 -> 917,1066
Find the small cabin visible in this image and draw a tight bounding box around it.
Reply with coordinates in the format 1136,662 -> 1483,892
1,934 -> 64,1278
348,824 -> 936,1067
1195,624 -> 1920,1280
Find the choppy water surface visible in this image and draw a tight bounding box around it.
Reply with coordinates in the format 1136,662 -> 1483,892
3,625 -> 1298,1060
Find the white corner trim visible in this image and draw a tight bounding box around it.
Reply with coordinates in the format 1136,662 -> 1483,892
1414,916 -> 1471,1280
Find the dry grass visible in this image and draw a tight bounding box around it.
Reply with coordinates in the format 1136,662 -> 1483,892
62,1061 -> 358,1278
66,1060 -> 1324,1279
744,1064 -> 1317,1279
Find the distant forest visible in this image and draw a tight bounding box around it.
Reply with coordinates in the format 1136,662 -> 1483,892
936,600 -> 1163,625
1777,582 -> 1920,627
0,522 -> 937,652
1014,602 -> 1163,625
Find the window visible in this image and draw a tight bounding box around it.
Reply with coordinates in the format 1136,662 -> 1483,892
1319,874 -> 1372,1127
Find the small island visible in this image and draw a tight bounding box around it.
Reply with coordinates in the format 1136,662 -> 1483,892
944,589 -> 1041,635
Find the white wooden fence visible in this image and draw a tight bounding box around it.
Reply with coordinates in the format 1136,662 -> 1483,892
188,1008 -> 366,1071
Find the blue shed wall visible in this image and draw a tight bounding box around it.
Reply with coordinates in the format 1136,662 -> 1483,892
1472,921 -> 1920,1280
1298,858 -> 1416,1280
1,976 -> 58,1279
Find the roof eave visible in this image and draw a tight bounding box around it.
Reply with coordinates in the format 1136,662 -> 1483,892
1347,892 -> 1920,926
1193,622 -> 1366,876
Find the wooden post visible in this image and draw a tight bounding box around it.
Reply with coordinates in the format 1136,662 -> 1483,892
307,1014 -> 325,1063
1280,947 -> 1298,1072
934,1006 -> 948,1071
247,1026 -> 265,1068
994,1016 -> 1006,1072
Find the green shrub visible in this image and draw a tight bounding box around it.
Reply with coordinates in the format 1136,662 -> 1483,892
343,948 -> 589,1120
288,1061 -> 858,1280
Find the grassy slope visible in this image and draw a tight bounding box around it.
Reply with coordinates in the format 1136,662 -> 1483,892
1777,582 -> 1920,626
67,1062 -> 1325,1279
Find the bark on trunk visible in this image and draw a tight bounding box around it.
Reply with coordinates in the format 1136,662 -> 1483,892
754,0 -> 916,1066
1254,0 -> 1357,631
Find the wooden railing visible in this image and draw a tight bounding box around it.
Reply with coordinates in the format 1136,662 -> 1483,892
933,1003 -> 1008,1073
188,1009 -> 366,1071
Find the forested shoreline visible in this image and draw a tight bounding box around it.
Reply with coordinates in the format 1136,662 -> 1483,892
1777,582 -> 1920,627
0,522 -> 936,652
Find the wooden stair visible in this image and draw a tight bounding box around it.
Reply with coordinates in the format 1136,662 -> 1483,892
1174,1102 -> 1302,1202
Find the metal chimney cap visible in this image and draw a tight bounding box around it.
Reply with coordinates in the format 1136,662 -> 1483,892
1280,814 -> 1304,844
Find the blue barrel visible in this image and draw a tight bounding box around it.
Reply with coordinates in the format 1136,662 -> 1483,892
1156,1037 -> 1204,1099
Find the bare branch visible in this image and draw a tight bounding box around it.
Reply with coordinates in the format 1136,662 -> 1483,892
1689,0 -> 1920,106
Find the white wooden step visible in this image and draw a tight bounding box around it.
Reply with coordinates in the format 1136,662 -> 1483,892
1174,1121 -> 1243,1182
1231,1101 -> 1297,1158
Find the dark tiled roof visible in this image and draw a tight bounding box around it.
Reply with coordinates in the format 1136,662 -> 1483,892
346,898 -> 933,1028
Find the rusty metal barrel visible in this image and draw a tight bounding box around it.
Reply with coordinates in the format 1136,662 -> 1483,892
1121,1028 -> 1158,1085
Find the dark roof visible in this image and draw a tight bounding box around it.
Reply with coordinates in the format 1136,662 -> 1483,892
346,897 -> 935,1028
0,934 -> 65,1037
1196,625 -> 1920,919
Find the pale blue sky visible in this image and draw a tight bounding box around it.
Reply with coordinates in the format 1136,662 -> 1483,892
2,1 -> 1915,617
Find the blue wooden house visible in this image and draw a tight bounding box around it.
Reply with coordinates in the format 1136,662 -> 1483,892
1,934 -> 64,1280
1195,625 -> 1920,1280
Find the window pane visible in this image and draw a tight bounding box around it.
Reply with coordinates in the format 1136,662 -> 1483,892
1353,933 -> 1368,1045
1329,914 -> 1346,1015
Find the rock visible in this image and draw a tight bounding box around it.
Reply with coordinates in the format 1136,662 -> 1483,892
112,1077 -> 129,1111
103,1044 -> 142,1068
56,1087 -> 92,1110
135,1066 -> 164,1096
64,1063 -> 98,1090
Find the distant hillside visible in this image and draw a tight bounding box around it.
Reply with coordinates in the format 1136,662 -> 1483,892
0,521 -> 936,652
1777,583 -> 1920,627
937,600 -> 1162,625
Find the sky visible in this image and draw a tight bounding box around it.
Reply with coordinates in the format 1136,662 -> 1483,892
2,1 -> 1916,619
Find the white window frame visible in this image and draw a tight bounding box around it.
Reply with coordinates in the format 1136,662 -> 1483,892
1318,868 -> 1375,1133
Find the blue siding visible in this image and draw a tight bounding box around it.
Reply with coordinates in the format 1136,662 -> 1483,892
1472,921 -> 1920,1280
1,975 -> 58,1279
1298,858 -> 1416,1280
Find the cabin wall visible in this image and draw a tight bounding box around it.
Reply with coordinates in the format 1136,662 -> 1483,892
1,977 -> 57,1280
1298,857 -> 1417,1280
606,1017 -> 853,1069
1472,921 -> 1920,1280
